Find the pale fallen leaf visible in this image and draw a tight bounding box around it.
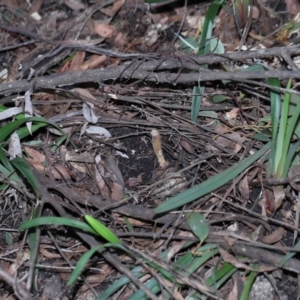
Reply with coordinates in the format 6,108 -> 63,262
80,54 -> 106,70
69,51 -> 85,71
8,131 -> 21,159
64,0 -> 86,10
93,22 -> 115,38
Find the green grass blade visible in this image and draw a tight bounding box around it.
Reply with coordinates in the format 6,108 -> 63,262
205,262 -> 236,287
0,147 -> 14,172
240,264 -> 259,300
198,0 -> 223,56
268,78 -> 281,144
277,82 -> 300,176
18,216 -> 97,235
85,215 -> 121,244
282,140 -> 300,177
274,79 -> 292,176
279,240 -> 300,267
191,86 -> 203,122
97,266 -> 144,300
155,142 -> 271,214
10,157 -> 39,197
68,245 -> 103,286
68,243 -> 127,286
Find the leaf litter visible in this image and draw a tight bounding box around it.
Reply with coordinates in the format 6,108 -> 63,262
0,0 -> 300,299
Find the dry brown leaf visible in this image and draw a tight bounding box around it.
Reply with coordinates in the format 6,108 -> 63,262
40,247 -> 62,259
26,158 -> 71,180
74,87 -> 96,101
100,0 -> 125,16
25,146 -> 46,163
80,55 -> 106,70
226,277 -> 239,300
286,0 -> 300,15
260,227 -> 285,244
226,107 -> 239,120
272,186 -> 285,212
239,175 -> 249,200
64,0 -> 86,10
69,51 -> 86,72
9,249 -> 30,275
93,22 -> 115,38
1,0 -> 19,9
111,181 -> 124,201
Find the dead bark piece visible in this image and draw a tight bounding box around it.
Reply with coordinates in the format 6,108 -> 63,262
151,129 -> 168,168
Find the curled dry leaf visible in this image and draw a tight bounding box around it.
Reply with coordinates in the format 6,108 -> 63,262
260,227 -> 285,244
80,55 -> 106,70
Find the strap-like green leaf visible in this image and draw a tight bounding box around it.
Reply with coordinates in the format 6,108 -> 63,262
19,216 -> 97,235
155,142 -> 271,214
10,157 -> 39,197
85,215 -> 121,244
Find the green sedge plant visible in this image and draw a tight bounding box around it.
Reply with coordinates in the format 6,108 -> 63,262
19,210 -> 239,299
0,106 -> 66,196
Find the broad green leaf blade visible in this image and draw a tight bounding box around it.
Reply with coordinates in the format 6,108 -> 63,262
191,86 -> 203,122
85,215 -> 121,244
19,216 -> 97,235
187,212 -> 209,243
155,142 -> 271,214
10,157 -> 39,197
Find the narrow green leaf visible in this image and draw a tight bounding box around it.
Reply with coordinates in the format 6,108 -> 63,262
282,140 -> 300,177
205,262 -> 236,286
68,243 -> 127,286
0,117 -> 65,143
191,86 -> 203,122
19,216 -> 97,235
211,94 -> 229,103
124,217 -> 134,232
198,0 -> 223,56
240,264 -> 259,300
277,82 -> 300,176
279,240 -> 300,267
0,147 -> 14,172
97,266 -> 144,300
155,142 -> 271,214
268,78 -> 281,144
187,212 -> 209,243
10,157 -> 39,197
85,215 -> 121,244
274,79 -> 292,176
